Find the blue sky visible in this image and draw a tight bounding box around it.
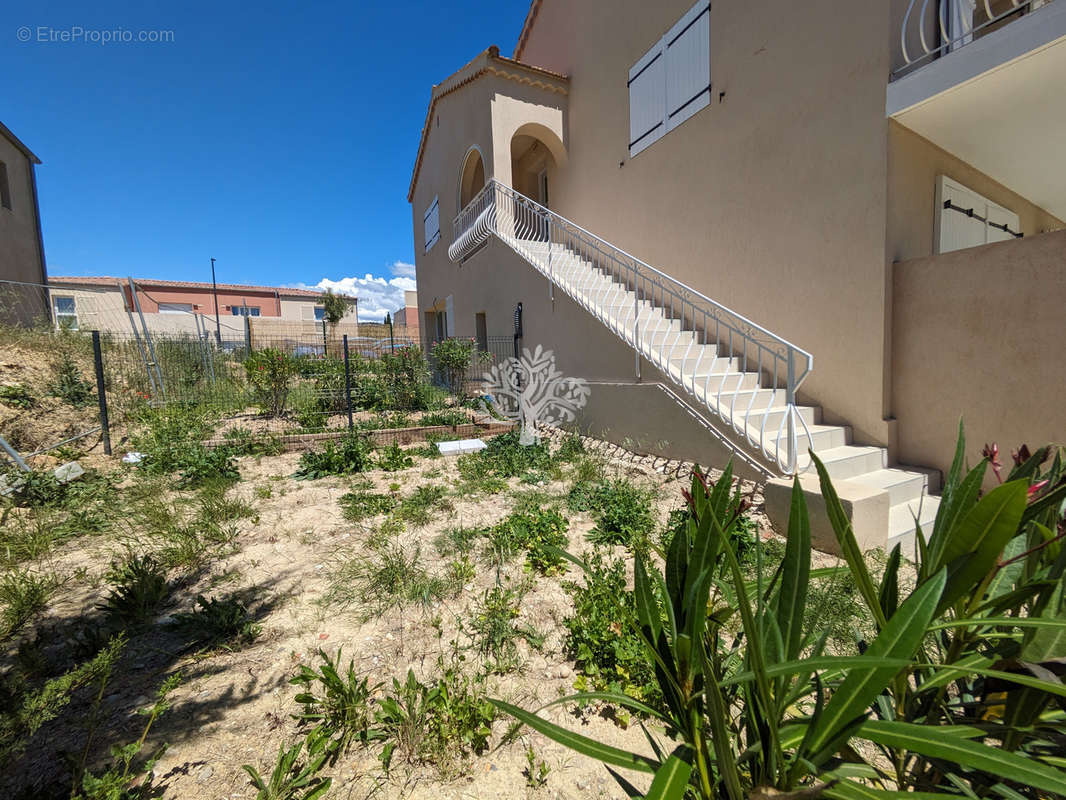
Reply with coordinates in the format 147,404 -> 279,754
2,0 -> 529,319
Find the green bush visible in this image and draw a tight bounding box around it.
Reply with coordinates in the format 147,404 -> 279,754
375,442 -> 414,472
0,384 -> 35,410
493,433 -> 1066,799
562,549 -> 659,707
430,337 -> 481,396
338,491 -> 396,522
48,349 -> 94,408
244,348 -> 298,416
290,649 -> 378,753
294,433 -> 372,479
375,666 -> 495,775
571,478 -> 655,552
172,594 -> 260,651
98,554 -> 168,628
485,508 -> 569,574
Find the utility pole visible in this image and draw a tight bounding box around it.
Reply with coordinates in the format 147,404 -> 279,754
210,257 -> 222,346
385,312 -> 395,353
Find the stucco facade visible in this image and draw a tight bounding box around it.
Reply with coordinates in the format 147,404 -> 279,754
411,0 -> 1065,483
0,121 -> 48,325
45,277 -> 358,340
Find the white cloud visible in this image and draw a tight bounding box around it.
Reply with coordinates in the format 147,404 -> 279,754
292,261 -> 416,322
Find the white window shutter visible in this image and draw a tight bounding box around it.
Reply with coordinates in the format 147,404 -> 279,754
665,1 -> 711,132
628,42 -> 666,157
424,196 -> 441,253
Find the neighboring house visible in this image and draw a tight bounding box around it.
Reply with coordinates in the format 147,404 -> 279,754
392,290 -> 420,342
409,0 -> 1066,550
0,120 -> 48,325
46,276 -> 358,340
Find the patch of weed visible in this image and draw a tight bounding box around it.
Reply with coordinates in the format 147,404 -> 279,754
172,594 -> 260,651
395,484 -> 451,527
374,442 -> 414,472
294,433 -> 372,479
339,491 -> 396,523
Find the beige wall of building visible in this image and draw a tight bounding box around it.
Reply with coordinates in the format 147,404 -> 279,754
0,124 -> 47,326
411,0 -> 1064,478
893,229 -> 1066,485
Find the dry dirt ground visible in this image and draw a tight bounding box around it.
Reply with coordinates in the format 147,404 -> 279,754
7,433 -> 841,800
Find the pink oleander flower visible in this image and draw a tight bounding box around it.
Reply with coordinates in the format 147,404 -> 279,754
982,442 -> 1002,483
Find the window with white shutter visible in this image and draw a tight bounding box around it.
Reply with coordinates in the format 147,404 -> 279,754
424,196 -> 441,253
628,1 -> 711,158
628,44 -> 666,156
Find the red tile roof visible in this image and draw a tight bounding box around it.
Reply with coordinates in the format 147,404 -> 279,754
48,275 -> 342,300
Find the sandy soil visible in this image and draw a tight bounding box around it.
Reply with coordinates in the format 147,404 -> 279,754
6,433 -> 798,800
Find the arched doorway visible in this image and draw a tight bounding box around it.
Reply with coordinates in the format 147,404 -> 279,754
458,147 -> 486,210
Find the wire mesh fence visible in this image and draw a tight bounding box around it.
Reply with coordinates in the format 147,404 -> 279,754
0,279 -> 514,463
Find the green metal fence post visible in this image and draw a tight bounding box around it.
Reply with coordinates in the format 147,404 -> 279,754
91,330 -> 112,455
343,334 -> 354,431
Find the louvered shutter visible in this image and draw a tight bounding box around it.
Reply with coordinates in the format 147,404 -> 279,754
424,196 -> 440,253
628,43 -> 666,157
665,1 -> 711,132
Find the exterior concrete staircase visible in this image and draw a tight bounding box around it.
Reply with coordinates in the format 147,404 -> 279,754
448,180 -> 939,552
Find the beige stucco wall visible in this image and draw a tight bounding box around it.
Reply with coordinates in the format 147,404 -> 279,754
892,229 -> 1066,484
509,0 -> 896,447
0,134 -> 46,317
887,121 -> 1065,264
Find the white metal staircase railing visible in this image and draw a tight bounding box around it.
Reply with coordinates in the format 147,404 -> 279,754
448,179 -> 815,475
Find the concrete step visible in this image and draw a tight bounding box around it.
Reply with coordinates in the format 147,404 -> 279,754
849,467 -> 940,507
797,445 -> 887,481
775,424 -> 849,452
886,494 -> 941,553
664,366 -> 761,392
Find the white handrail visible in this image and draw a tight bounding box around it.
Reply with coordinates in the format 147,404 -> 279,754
895,0 -> 1049,74
448,179 -> 815,475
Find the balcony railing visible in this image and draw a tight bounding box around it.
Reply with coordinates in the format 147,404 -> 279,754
896,0 -> 1052,76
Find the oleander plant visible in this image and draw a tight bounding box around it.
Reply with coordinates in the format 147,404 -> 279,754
493,424 -> 1066,799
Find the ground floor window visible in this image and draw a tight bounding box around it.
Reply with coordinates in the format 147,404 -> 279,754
231,306 -> 261,316
158,302 -> 193,314
52,295 -> 78,330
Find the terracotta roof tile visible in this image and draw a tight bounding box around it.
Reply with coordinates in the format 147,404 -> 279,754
48,275 -> 341,300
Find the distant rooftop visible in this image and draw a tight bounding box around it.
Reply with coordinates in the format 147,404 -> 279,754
48,275 -> 346,301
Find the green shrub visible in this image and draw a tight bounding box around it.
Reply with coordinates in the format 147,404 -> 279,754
290,649 -> 378,753
0,569 -> 57,640
172,594 -> 260,651
421,410 -> 471,427
485,508 -> 569,574
562,549 -> 659,707
430,337 -> 483,396
294,433 -> 372,479
176,446 -> 239,488
375,666 -> 495,775
470,584 -> 542,673
242,726 -> 334,800
0,384 -> 35,410
222,427 -> 283,457
244,348 -> 298,416
493,433 -> 1066,799
99,555 -> 168,628
375,442 -> 414,472
572,478 -> 655,552
338,491 -> 396,522
49,349 -> 94,407
395,484 -> 451,527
